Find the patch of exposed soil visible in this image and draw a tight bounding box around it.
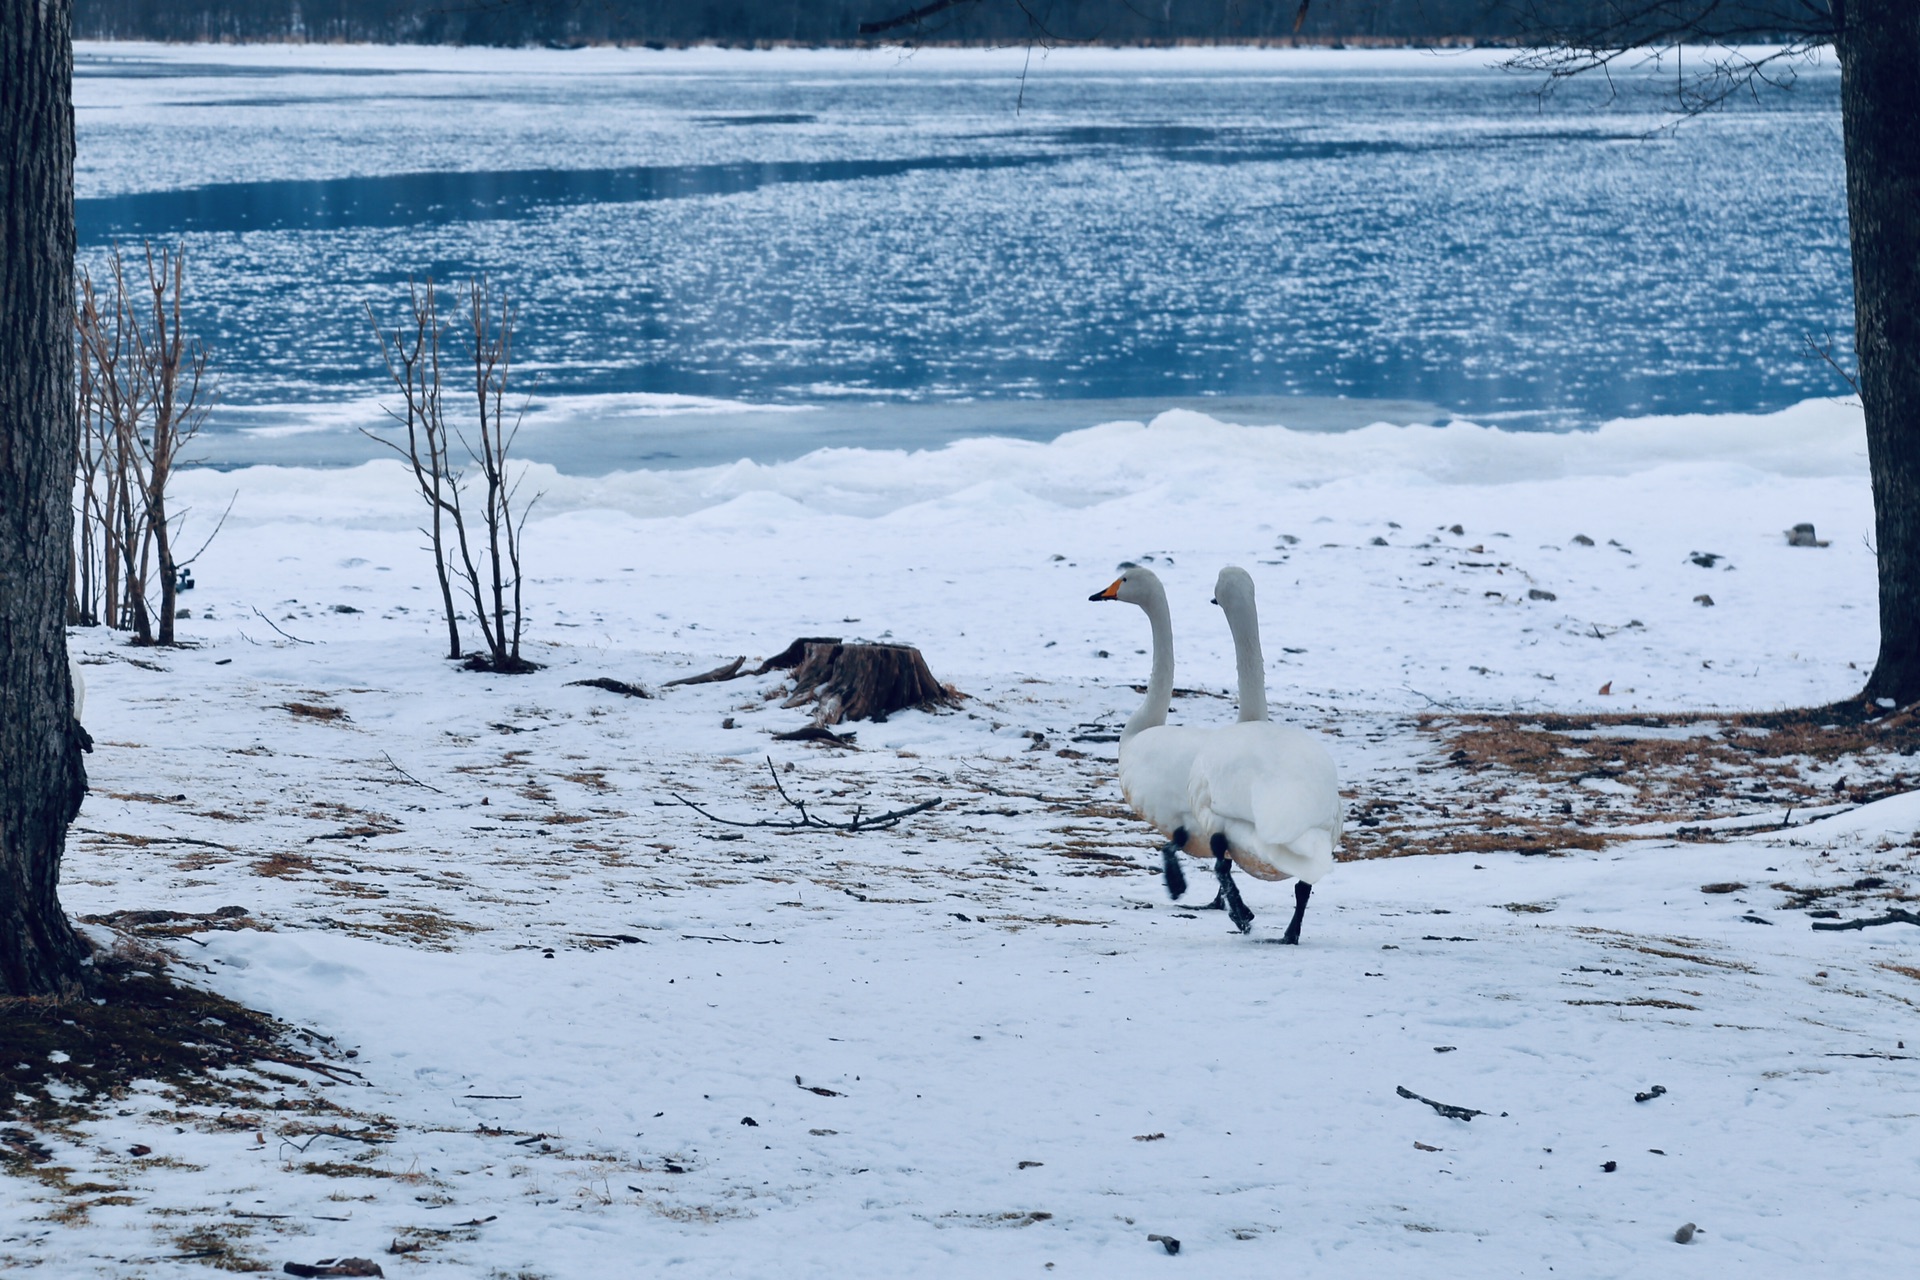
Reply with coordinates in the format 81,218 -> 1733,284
0,968 -> 339,1126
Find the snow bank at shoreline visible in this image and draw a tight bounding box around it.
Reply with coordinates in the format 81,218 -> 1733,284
179,397 -> 1866,525
161,398 -> 1876,716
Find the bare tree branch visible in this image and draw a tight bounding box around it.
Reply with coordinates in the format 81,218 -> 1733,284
1805,330 -> 1861,398
1504,0 -> 1839,119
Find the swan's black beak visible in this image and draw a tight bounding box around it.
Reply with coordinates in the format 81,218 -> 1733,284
1090,579 -> 1122,602
1210,597 -> 1219,606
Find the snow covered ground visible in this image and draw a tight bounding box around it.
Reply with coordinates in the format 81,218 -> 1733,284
10,401 -> 1920,1276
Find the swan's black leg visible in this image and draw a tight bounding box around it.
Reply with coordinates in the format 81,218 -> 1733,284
1210,832 -> 1254,934
1161,828 -> 1188,900
1197,892 -> 1226,911
1280,880 -> 1313,945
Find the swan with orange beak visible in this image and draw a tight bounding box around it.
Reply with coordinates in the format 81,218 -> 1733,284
1088,565 -> 1216,908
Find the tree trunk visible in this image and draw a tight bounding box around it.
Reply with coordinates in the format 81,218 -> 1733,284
1845,2 -> 1920,705
151,460 -> 176,645
1,0 -> 90,999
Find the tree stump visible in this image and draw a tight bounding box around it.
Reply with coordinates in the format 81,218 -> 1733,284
776,640 -> 958,725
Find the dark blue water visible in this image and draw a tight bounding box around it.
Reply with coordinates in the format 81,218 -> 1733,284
75,47 -> 1853,443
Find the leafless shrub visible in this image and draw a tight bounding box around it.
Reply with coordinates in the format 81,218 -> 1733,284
366,275 -> 539,673
72,245 -> 221,644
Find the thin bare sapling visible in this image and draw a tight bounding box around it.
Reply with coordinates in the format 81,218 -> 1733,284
364,279 -> 463,660
366,276 -> 539,672
452,278 -> 538,672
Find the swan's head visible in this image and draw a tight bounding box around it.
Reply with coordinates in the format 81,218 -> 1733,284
1089,562 -> 1165,608
1212,565 -> 1256,613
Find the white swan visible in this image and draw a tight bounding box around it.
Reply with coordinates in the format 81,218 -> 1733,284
71,656 -> 86,724
1187,566 -> 1342,942
1088,565 -> 1209,898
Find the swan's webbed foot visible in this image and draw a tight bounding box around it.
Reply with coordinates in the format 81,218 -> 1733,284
1161,832 -> 1188,900
1196,892 -> 1226,910
1209,832 -> 1254,934
1279,880 -> 1313,945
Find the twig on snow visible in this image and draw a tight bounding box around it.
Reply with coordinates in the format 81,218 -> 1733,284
669,756 -> 940,833
250,606 -> 314,645
255,1053 -> 366,1085
1396,1084 -> 1487,1122
381,751 -> 443,793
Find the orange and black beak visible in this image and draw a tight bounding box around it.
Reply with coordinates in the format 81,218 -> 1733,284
1089,579 -> 1122,602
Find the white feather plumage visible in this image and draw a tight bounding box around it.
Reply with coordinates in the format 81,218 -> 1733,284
1188,719 -> 1341,883
1191,567 -> 1343,887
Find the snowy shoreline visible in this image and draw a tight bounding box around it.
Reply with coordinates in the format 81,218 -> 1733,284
11,397 -> 1917,1276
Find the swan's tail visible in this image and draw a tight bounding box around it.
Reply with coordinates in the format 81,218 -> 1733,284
1249,770 -> 1339,848
1290,826 -> 1336,875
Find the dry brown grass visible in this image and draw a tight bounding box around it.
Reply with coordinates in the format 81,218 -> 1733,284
1336,704 -> 1920,863
280,702 -> 347,723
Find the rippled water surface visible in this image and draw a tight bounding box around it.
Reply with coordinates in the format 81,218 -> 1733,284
75,44 -> 1852,459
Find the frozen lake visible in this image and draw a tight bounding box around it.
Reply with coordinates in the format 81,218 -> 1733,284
74,43 -> 1852,470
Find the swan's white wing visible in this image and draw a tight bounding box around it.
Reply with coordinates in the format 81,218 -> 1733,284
1119,724 -> 1207,838
1245,731 -> 1341,848
1190,722 -> 1342,869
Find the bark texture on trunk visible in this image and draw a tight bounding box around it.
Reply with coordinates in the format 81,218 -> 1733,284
1,0 -> 89,999
1845,2 -> 1920,705
781,640 -> 959,725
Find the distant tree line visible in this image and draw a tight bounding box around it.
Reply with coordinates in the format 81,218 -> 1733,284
72,1 -> 1612,47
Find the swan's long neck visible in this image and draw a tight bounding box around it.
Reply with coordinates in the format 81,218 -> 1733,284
1121,584 -> 1175,744
1223,591 -> 1269,723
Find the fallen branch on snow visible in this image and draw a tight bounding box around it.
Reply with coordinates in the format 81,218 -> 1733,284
771,724 -> 856,745
567,676 -> 652,698
669,757 -> 940,833
1811,909 -> 1920,932
1396,1084 -> 1486,1122
663,656 -> 746,687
